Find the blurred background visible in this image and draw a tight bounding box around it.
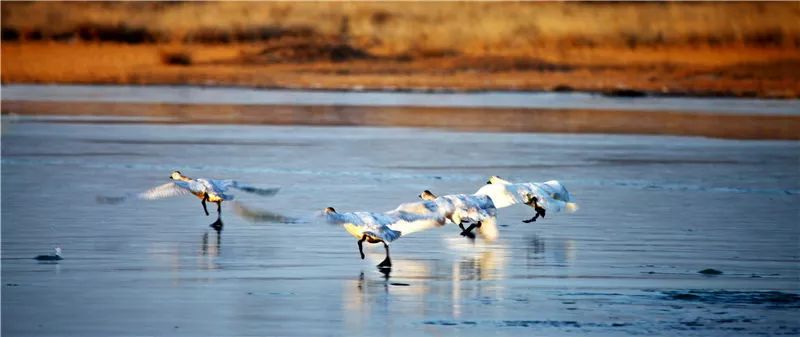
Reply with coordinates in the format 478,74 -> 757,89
3,3 -> 800,336
2,1 -> 799,97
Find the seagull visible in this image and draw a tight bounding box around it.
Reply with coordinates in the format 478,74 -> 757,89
323,205 -> 444,268
137,171 -> 280,231
475,176 -> 577,223
34,247 -> 63,261
418,190 -> 499,241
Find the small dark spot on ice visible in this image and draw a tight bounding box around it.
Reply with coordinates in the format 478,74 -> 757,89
462,321 -> 477,325
424,320 -> 457,326
671,293 -> 701,300
612,323 -> 630,327
6,283 -> 19,286
174,326 -> 179,329
698,268 -> 723,275
390,282 -> 410,286
682,320 -> 704,327
716,319 -> 737,323
247,292 -> 253,295
562,301 -> 576,304
433,176 -> 442,180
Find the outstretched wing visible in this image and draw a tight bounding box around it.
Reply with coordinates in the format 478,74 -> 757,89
210,179 -> 280,197
137,181 -> 203,200
386,214 -> 444,238
233,184 -> 280,197
474,183 -> 519,208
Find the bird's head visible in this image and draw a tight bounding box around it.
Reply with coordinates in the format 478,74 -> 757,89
487,175 -> 504,184
54,247 -> 62,256
170,171 -> 184,180
324,207 -> 337,214
418,190 -> 437,200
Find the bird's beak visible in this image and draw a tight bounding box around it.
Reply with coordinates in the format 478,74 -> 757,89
486,181 -> 491,184
417,194 -> 422,199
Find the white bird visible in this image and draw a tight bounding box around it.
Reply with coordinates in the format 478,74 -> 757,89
323,204 -> 444,267
418,190 -> 499,242
475,176 -> 577,223
137,171 -> 280,231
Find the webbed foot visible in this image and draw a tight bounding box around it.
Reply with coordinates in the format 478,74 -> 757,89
209,218 -> 223,232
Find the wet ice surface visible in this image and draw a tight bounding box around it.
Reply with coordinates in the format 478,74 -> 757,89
2,120 -> 799,336
4,84 -> 800,115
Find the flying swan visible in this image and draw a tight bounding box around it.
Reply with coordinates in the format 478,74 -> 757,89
323,203 -> 445,268
134,171 -> 280,231
475,176 -> 577,223
417,190 -> 499,242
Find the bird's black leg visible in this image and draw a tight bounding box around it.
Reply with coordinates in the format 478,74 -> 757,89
216,201 -> 222,217
460,221 -> 480,240
458,221 -> 468,234
357,235 -> 367,259
201,193 -> 210,216
522,213 -> 539,223
377,241 -> 392,268
522,206 -> 546,223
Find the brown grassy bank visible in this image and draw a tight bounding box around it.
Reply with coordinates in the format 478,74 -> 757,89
3,100 -> 798,140
2,2 -> 799,97
3,42 -> 799,98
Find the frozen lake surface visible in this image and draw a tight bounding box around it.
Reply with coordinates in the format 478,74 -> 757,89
2,120 -> 799,336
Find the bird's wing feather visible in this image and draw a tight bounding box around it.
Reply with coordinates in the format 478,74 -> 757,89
209,179 -> 281,197
474,183 -> 519,208
137,181 -> 202,200
386,216 -> 442,238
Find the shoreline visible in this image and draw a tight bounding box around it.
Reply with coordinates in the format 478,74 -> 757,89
3,81 -> 800,100
3,100 -> 798,140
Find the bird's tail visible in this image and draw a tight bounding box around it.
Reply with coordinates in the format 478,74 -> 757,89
564,202 -> 579,213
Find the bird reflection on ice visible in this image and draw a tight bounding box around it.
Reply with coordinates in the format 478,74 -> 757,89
523,234 -> 577,267
343,237 -> 509,330
198,231 -> 222,272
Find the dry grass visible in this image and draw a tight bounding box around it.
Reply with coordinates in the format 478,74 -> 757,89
3,2 -> 798,53
2,2 -> 799,97
4,42 -> 798,98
